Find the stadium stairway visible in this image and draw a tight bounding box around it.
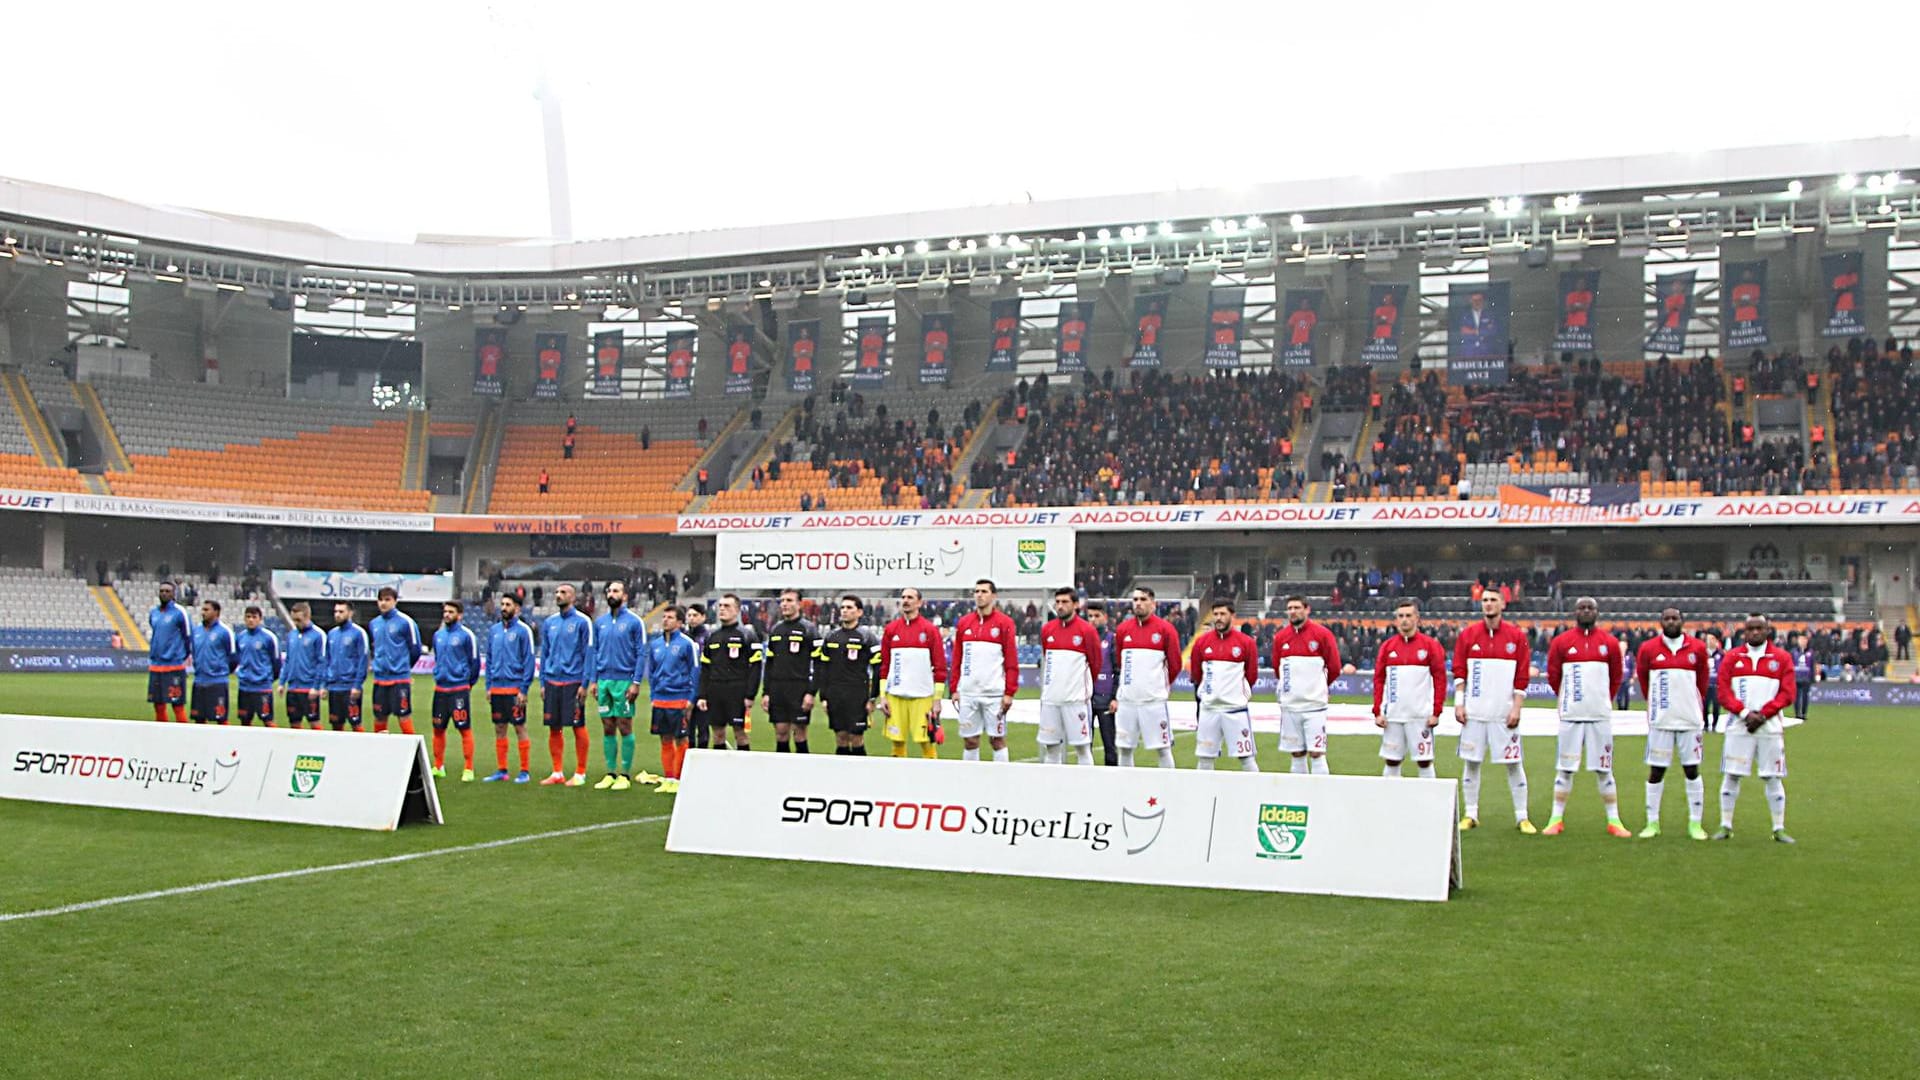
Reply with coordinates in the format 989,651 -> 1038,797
460,403 -> 505,514
949,409 -> 1010,502
402,409 -> 429,491
3,370 -> 65,469
89,584 -> 147,651
717,404 -> 802,495
71,380 -> 132,473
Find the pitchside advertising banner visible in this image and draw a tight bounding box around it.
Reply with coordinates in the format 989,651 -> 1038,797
714,528 -> 1073,591
1055,300 -> 1094,374
1447,280 -> 1510,384
1279,288 -> 1322,367
1722,260 -> 1770,350
986,299 -> 1021,372
0,714 -> 444,830
852,317 -> 890,385
1646,269 -> 1696,355
1131,291 -> 1168,368
786,319 -> 821,393
1821,251 -> 1866,338
532,331 -> 566,400
667,753 -> 1461,902
591,330 -> 624,397
1360,283 -> 1407,364
677,494 -> 1920,534
472,327 -> 507,397
724,321 -> 754,395
919,312 -> 952,386
663,331 -> 696,398
1553,270 -> 1600,353
270,569 -> 455,602
1204,287 -> 1245,367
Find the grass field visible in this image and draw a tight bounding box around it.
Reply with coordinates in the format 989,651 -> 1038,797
1,672 -> 1915,1078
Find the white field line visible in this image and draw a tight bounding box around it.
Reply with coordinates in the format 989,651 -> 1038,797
0,813 -> 672,925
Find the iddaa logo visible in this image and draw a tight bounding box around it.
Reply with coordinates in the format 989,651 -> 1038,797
1256,804 -> 1310,861
290,754 -> 326,799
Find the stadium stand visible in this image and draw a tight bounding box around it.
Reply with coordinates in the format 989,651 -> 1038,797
968,369 -> 1305,507
90,376 -> 431,511
0,369 -> 88,491
705,388 -> 975,512
112,574 -> 286,637
0,568 -> 121,648
486,401 -> 705,515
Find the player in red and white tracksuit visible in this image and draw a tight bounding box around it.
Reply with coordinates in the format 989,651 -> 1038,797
1188,598 -> 1260,771
1713,614 -> 1797,842
1635,606 -> 1712,837
948,580 -> 1020,763
1037,588 -> 1103,765
1270,596 -> 1342,774
1544,597 -> 1627,835
1452,593 -> 1535,830
1372,598 -> 1446,778
1111,588 -> 1183,769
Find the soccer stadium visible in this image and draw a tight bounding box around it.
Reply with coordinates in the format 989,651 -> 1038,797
3,7 -> 1918,1076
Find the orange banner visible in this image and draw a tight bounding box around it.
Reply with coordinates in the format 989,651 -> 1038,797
432,514 -> 678,535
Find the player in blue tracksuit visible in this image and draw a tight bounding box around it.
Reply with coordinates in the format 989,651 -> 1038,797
147,581 -> 193,722
431,601 -> 481,780
190,600 -> 238,724
368,586 -> 423,734
539,584 -> 596,785
281,601 -> 329,730
645,604 -> 701,793
482,594 -> 538,782
326,600 -> 371,731
591,581 -> 650,788
234,604 -> 284,727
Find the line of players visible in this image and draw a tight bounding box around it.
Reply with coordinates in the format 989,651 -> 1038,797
143,575 -> 1798,840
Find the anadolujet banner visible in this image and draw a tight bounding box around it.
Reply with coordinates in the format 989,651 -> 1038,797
667,752 -> 1460,902
0,714 -> 442,831
714,528 -> 1075,591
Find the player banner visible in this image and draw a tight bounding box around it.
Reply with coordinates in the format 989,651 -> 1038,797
852,316 -> 890,385
1645,269 -> 1696,356
1279,288 -> 1322,367
1205,287 -> 1245,368
591,330 -> 624,396
1821,251 -> 1866,338
1722,260 -> 1770,350
1360,283 -> 1408,364
919,312 -> 952,386
714,527 -> 1074,591
0,714 -> 444,831
663,331 -> 696,399
668,752 -> 1461,902
1056,300 -> 1093,373
1552,270 -> 1600,353
986,299 -> 1021,372
786,318 -> 820,394
472,327 -> 507,397
724,321 -> 754,395
532,331 -> 566,400
1130,291 -> 1168,368
1448,280 -> 1509,364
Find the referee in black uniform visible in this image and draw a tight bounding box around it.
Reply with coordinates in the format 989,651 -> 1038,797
697,593 -> 761,750
761,588 -> 819,753
813,594 -> 881,756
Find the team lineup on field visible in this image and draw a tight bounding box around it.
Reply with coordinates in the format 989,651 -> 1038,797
142,573 -> 1803,843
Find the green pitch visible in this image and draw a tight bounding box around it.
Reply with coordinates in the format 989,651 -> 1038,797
1,674 -> 1914,1078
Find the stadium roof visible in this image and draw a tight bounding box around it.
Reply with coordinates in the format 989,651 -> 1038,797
4,137 -> 1915,277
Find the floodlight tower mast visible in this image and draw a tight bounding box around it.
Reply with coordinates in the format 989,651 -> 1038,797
534,74 -> 573,241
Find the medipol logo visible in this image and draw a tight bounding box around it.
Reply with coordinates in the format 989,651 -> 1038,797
1015,538 -> 1048,574
1256,804 -> 1310,861
290,754 -> 326,799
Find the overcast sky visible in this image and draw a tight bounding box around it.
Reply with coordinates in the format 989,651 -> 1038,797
4,1 -> 1914,243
